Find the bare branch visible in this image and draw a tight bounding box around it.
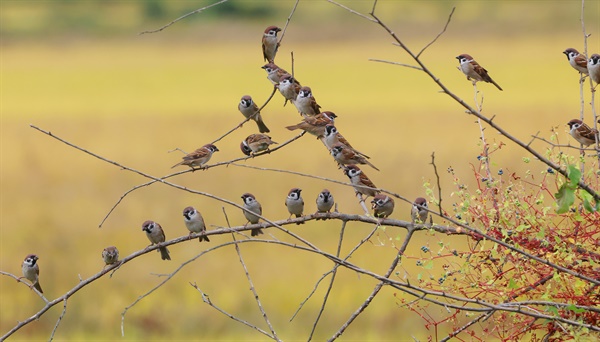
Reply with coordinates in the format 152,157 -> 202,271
325,0 -> 377,22
429,152 -> 443,216
49,299 -> 67,341
416,7 -> 455,58
278,0 -> 300,46
139,0 -> 228,35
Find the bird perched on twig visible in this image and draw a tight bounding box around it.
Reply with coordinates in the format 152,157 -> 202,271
411,197 -> 429,224
262,26 -> 281,63
102,246 -> 119,266
295,86 -> 321,115
183,206 -> 209,242
567,119 -> 599,147
238,95 -> 270,133
261,63 -> 294,85
322,125 -> 369,159
142,220 -> 171,260
21,254 -> 43,293
316,189 -> 334,216
241,193 -> 263,237
344,165 -> 379,199
588,54 -> 600,86
285,188 -> 304,224
371,194 -> 394,218
286,111 -> 337,138
240,133 -> 278,156
171,144 -> 219,170
456,54 -> 502,90
277,74 -> 302,106
563,48 -> 589,75
330,143 -> 379,171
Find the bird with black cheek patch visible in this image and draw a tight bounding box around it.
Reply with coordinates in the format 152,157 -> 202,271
323,125 -> 370,159
411,197 -> 429,224
563,48 -> 589,75
316,189 -> 334,216
21,254 -> 43,293
171,144 -> 219,170
456,54 -> 502,90
588,54 -> 600,86
240,133 -> 278,156
295,86 -> 321,116
567,119 -> 599,147
344,165 -> 379,200
262,26 -> 282,63
285,188 -> 304,224
330,143 -> 379,171
238,95 -> 270,133
142,220 -> 171,260
261,63 -> 294,86
277,74 -> 302,106
371,194 -> 394,218
241,193 -> 264,237
183,206 -> 209,242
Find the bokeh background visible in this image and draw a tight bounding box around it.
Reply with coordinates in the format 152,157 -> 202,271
2,0 -> 600,340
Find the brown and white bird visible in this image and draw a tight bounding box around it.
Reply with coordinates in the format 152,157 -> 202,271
141,220 -> 171,260
344,165 -> 379,198
295,86 -> 321,115
456,54 -> 503,90
21,254 -> 42,293
240,133 -> 278,156
316,189 -> 334,214
567,119 -> 599,147
588,54 -> 600,85
563,48 -> 589,74
238,95 -> 270,133
286,111 -> 337,138
261,63 -> 292,85
241,193 -> 263,236
323,125 -> 369,159
171,144 -> 219,170
285,188 -> 304,224
330,143 -> 379,171
371,194 -> 394,218
183,206 -> 209,242
102,246 -> 119,266
277,74 -> 302,106
262,26 -> 281,63
411,197 -> 429,223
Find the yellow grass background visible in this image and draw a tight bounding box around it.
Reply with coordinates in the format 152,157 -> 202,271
2,1 -> 600,340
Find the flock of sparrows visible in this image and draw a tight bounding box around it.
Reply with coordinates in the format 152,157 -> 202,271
23,29 -> 595,296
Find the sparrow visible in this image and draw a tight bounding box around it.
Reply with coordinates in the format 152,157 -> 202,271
411,197 -> 429,223
238,95 -> 270,133
567,119 -> 599,147
588,54 -> 600,85
240,133 -> 278,156
286,111 -> 337,138
285,188 -> 304,224
171,144 -> 219,170
102,246 -> 119,266
295,86 -> 321,115
262,25 -> 281,63
371,194 -> 394,218
456,54 -> 503,90
183,206 -> 209,242
142,220 -> 171,260
344,165 -> 379,198
241,193 -> 263,236
21,254 -> 42,293
277,74 -> 302,106
316,189 -> 334,214
563,48 -> 589,74
323,125 -> 370,159
330,143 -> 379,171
261,63 -> 292,85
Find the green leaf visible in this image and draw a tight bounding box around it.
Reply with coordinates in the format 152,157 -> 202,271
567,164 -> 581,186
508,278 -> 518,289
423,260 -> 434,270
555,183 -> 575,214
566,304 -> 585,313
580,189 -> 598,213
546,306 -> 559,315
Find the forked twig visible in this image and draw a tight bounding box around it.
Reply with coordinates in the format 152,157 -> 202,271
139,0 -> 229,35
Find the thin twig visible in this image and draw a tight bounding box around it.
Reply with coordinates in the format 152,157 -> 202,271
278,0 -> 300,46
49,299 -> 67,341
429,152 -> 443,216
368,59 -> 422,71
416,7 -> 455,58
190,282 -> 275,339
139,0 -> 228,35
325,0 -> 377,22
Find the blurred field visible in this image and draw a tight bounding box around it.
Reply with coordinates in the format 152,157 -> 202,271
2,1 -> 600,340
